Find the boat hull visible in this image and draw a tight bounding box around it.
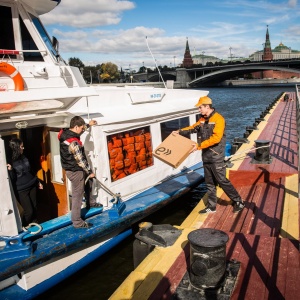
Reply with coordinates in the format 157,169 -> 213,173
0,163 -> 204,298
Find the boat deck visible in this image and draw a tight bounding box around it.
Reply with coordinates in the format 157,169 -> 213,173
110,92 -> 300,300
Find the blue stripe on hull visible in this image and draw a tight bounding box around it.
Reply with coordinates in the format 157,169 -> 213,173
1,229 -> 132,299
0,163 -> 204,298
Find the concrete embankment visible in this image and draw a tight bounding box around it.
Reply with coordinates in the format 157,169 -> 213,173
90,81 -> 182,89
90,78 -> 300,89
222,78 -> 300,86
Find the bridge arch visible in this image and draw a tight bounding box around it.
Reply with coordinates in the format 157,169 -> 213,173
132,71 -> 176,82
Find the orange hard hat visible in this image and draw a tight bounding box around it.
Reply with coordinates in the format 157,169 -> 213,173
195,96 -> 212,107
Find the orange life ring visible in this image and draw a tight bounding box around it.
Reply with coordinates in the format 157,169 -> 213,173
0,62 -> 24,91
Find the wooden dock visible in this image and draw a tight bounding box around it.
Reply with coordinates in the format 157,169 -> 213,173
110,92 -> 300,300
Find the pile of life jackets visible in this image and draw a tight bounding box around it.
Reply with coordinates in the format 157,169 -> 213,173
108,129 -> 153,181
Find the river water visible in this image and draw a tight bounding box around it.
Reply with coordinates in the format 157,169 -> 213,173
35,86 -> 295,300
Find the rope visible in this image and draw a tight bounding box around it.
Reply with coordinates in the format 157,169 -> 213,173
22,223 -> 43,235
224,145 -> 269,161
145,37 -> 167,88
85,175 -> 121,203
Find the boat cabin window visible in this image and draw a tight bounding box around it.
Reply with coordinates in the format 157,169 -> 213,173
196,114 -> 202,122
107,126 -> 153,182
20,14 -> 43,61
31,14 -> 59,61
160,117 -> 190,141
0,5 -> 17,59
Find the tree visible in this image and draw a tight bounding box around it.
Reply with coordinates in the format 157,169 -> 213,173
100,62 -> 119,83
68,57 -> 85,68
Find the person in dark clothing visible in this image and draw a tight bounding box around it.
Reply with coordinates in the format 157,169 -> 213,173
174,96 -> 245,214
59,116 -> 102,229
7,138 -> 43,227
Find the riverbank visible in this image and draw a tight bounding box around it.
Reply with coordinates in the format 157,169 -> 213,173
90,78 -> 300,89
221,78 -> 300,87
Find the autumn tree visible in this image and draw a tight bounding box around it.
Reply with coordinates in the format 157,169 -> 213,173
100,62 -> 119,83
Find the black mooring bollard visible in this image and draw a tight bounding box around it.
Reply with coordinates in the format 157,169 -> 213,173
253,140 -> 271,163
188,228 -> 229,289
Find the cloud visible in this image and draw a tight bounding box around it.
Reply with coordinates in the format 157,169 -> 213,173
288,0 -> 297,7
40,0 -> 299,69
41,0 -> 135,27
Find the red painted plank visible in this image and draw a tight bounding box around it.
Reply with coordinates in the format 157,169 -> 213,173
235,100 -> 298,177
254,180 -> 282,236
226,232 -> 245,261
241,184 -> 264,234
265,237 -> 288,300
230,234 -> 300,300
201,200 -> 229,229
245,236 -> 276,300
284,239 -> 300,300
149,243 -> 190,300
230,234 -> 258,300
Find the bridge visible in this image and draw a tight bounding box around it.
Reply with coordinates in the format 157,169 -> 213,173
132,70 -> 176,83
132,59 -> 300,87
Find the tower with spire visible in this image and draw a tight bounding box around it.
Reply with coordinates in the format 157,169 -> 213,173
182,38 -> 193,68
262,25 -> 273,61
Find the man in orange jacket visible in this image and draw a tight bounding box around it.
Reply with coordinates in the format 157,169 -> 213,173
175,96 -> 245,214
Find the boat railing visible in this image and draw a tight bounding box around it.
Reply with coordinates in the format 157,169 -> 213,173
0,49 -> 48,60
296,84 -> 300,197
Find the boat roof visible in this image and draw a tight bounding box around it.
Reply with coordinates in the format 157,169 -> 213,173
21,0 -> 61,15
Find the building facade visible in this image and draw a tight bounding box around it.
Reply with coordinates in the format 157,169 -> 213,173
250,43 -> 300,61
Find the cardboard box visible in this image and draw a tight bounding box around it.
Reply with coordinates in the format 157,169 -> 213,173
153,133 -> 194,168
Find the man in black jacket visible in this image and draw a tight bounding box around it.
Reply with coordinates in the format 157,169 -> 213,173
59,116 -> 102,228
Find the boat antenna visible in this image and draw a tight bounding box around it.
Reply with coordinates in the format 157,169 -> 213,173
145,36 -> 167,88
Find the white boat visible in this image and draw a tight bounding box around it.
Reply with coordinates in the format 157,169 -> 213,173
0,0 -> 208,298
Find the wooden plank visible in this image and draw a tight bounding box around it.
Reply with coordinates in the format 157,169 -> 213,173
226,232 -> 245,261
265,237 -> 288,300
254,178 -> 282,236
230,234 -> 258,300
245,236 -> 276,300
241,184 -> 263,235
202,200 -> 229,229
230,234 -> 300,300
271,177 -> 286,237
150,244 -> 190,299
281,174 -> 299,240
247,182 -> 268,235
284,238 -> 300,300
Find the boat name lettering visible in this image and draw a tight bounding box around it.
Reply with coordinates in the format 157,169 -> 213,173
150,94 -> 162,99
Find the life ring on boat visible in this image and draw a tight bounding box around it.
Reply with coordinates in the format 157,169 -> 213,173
0,62 -> 24,91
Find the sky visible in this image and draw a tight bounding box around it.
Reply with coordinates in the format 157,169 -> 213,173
41,0 -> 300,71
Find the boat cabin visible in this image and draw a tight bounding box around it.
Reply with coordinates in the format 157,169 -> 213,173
0,0 -> 206,237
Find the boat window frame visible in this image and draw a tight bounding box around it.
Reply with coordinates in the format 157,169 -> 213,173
16,4 -> 56,63
160,116 -> 191,141
0,3 -> 20,60
30,13 -> 59,61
